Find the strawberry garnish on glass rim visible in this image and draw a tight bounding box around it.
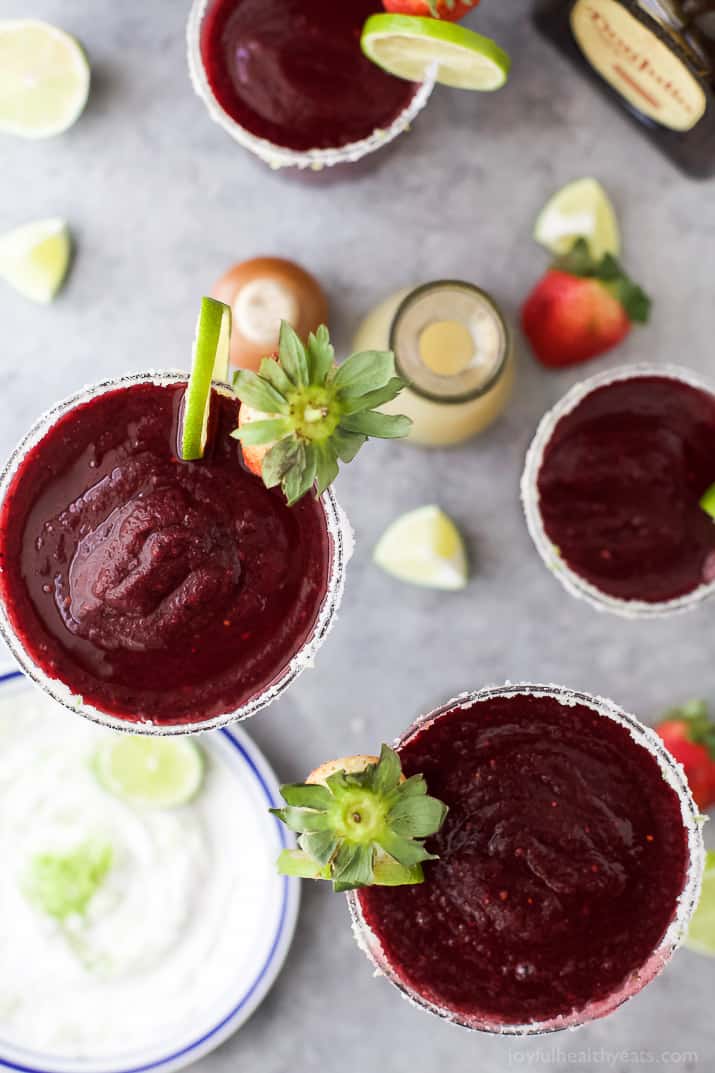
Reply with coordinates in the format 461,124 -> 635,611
231,321 -> 411,505
271,746 -> 448,892
382,0 -> 480,20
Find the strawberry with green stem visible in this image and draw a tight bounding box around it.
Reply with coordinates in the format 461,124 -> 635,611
232,321 -> 411,505
521,238 -> 651,369
382,0 -> 480,20
656,700 -> 715,811
272,746 -> 448,892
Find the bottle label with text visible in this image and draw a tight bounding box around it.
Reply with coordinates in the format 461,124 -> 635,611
571,0 -> 707,130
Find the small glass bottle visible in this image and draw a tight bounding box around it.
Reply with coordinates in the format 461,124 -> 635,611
534,0 -> 715,177
352,281 -> 514,448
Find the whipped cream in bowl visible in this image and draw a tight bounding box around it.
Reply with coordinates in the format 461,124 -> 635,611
0,670 -> 299,1073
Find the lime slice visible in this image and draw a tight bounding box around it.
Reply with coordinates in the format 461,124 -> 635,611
361,14 -> 510,91
0,218 -> 71,303
685,851 -> 715,956
180,297 -> 232,461
374,505 -> 468,590
276,848 -> 423,887
372,854 -> 424,887
534,178 -> 621,260
94,736 -> 204,808
0,19 -> 90,138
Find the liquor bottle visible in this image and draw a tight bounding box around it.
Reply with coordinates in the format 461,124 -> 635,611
534,1 -> 715,177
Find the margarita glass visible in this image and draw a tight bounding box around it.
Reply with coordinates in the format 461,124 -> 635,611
186,0 -> 434,170
0,372 -> 349,735
347,684 -> 704,1034
522,364 -> 715,618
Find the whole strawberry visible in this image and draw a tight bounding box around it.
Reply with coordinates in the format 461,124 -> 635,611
656,700 -> 715,811
232,322 -> 410,504
521,238 -> 651,368
382,0 -> 480,20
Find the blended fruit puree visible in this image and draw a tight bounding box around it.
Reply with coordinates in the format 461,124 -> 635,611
0,382 -> 330,724
537,376 -> 715,603
200,0 -> 417,151
358,692 -> 689,1026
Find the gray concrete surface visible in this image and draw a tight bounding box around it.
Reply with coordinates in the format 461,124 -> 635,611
1,1 -> 714,1070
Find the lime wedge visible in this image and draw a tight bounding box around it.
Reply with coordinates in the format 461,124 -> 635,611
685,851 -> 715,956
0,19 -> 90,139
180,297 -> 232,461
94,736 -> 204,808
0,218 -> 71,303
701,483 -> 715,519
374,505 -> 468,590
361,14 -> 510,90
534,178 -> 621,260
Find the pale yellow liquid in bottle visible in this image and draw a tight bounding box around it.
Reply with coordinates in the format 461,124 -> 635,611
353,284 -> 515,447
419,321 -> 475,375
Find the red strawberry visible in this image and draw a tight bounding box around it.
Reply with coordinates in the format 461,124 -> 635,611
232,323 -> 410,505
237,352 -> 280,476
382,0 -> 480,20
656,701 -> 715,811
521,239 -> 651,368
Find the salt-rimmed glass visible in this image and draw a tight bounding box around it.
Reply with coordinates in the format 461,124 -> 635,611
521,363 -> 715,619
347,683 -> 705,1035
186,0 -> 435,171
0,372 -> 350,736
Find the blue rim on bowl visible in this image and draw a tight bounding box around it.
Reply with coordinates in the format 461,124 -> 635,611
0,669 -> 300,1073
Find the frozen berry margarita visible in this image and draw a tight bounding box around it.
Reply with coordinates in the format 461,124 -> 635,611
522,366 -> 715,616
0,303 -> 410,731
0,377 -> 341,729
187,0 -> 432,168
349,686 -> 703,1032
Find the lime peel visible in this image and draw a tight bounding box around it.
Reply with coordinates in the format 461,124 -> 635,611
94,736 -> 205,808
361,14 -> 511,91
374,505 -> 469,590
180,297 -> 232,461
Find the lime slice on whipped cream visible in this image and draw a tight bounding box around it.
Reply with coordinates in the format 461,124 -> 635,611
180,297 -> 232,461
534,178 -> 621,260
94,737 -> 204,808
0,19 -> 90,138
361,14 -> 510,90
374,505 -> 468,590
0,218 -> 71,303
685,851 -> 715,956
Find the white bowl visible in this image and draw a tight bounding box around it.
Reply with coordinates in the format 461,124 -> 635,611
0,669 -> 300,1073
